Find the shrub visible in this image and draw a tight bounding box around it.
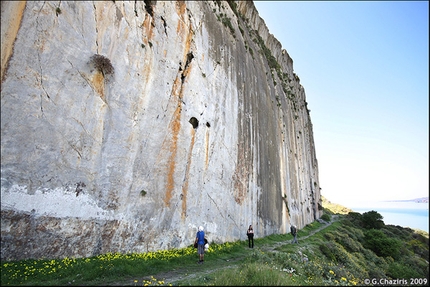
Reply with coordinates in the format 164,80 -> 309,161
407,239 -> 429,259
387,262 -> 422,279
400,255 -> 429,277
323,232 -> 335,241
383,224 -> 411,240
320,213 -> 331,222
320,242 -> 336,262
331,242 -> 352,264
361,210 -> 384,229
220,15 -> 235,37
90,54 -> 114,76
363,229 -> 402,258
337,234 -> 362,253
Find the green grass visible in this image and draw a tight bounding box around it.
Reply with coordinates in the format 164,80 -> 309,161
2,204 -> 428,286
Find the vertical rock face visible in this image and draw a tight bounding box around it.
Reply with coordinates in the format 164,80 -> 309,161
1,1 -> 321,261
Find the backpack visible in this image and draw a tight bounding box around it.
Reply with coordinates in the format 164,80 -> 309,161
290,225 -> 296,235
204,237 -> 209,250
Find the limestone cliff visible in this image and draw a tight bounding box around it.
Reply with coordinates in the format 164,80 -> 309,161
1,0 -> 321,261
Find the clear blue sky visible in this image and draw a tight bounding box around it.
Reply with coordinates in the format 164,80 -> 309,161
253,1 -> 429,207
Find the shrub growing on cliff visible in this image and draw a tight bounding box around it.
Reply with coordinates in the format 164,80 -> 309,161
90,54 -> 114,77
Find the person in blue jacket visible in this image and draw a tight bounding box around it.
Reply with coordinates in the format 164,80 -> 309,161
194,226 -> 205,264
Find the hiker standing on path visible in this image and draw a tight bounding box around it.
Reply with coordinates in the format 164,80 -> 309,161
290,224 -> 298,244
246,225 -> 254,248
194,226 -> 205,264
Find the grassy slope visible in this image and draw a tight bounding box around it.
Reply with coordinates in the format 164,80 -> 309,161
1,198 -> 428,286
143,197 -> 429,286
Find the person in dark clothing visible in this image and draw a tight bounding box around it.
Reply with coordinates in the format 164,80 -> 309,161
247,225 -> 254,248
290,224 -> 298,244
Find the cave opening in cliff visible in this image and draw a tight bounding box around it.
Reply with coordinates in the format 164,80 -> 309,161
189,117 -> 198,129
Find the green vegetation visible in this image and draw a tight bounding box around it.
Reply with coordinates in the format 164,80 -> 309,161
1,199 -> 428,286
252,31 -> 280,73
213,1 -> 237,39
216,13 -> 236,38
249,29 -> 298,110
214,0 -> 299,112
320,213 -> 331,222
226,0 -> 238,17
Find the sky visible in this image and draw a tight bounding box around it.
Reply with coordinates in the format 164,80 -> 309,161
253,1 -> 429,208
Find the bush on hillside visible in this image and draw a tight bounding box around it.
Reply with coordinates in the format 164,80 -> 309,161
402,255 -> 429,277
345,211 -> 362,226
337,233 -> 362,253
363,229 -> 402,259
387,261 -> 422,279
319,242 -> 336,262
384,224 -> 413,240
361,210 -> 384,229
320,213 -> 331,222
412,231 -> 430,245
407,239 -> 429,258
361,247 -> 390,268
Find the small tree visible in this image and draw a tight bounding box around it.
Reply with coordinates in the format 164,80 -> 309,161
90,54 -> 114,77
361,210 -> 384,229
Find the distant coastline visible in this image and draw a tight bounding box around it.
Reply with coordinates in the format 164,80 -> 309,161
349,199 -> 429,232
381,197 -> 429,203
322,196 -> 429,232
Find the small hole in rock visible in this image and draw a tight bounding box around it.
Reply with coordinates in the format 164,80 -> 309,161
189,117 -> 199,129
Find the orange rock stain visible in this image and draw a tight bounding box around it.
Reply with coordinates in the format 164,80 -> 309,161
92,72 -> 105,101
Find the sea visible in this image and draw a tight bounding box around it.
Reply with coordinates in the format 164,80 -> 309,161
344,200 -> 429,233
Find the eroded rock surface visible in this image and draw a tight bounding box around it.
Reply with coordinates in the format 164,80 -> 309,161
1,1 -> 321,261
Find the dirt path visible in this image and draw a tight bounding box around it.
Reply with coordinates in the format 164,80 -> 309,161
115,217 -> 339,286
263,215 -> 339,252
